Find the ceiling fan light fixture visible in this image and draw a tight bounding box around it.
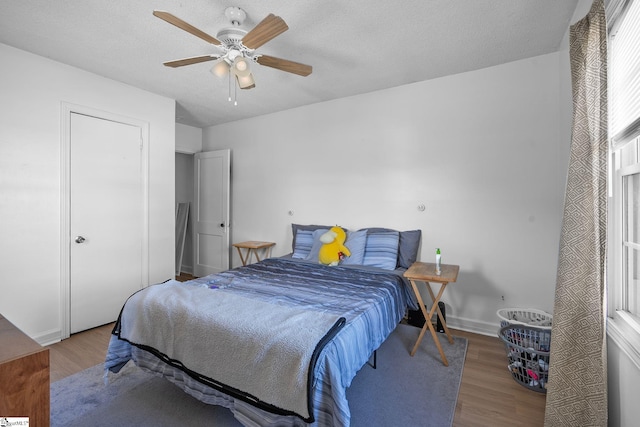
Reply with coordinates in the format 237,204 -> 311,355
232,57 -> 251,77
211,59 -> 230,78
236,73 -> 255,90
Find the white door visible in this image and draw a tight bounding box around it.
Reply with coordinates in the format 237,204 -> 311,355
193,149 -> 230,277
69,112 -> 144,333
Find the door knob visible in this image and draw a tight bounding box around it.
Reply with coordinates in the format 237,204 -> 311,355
220,223 -> 225,228
75,236 -> 86,243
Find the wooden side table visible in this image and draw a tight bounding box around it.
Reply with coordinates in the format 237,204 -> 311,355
233,241 -> 275,266
404,262 -> 459,366
0,314 -> 50,426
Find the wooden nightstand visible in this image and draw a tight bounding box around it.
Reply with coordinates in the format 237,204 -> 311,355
233,241 -> 275,266
0,315 -> 50,426
404,262 -> 459,366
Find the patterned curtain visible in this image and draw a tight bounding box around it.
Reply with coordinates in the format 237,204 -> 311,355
544,1 -> 608,426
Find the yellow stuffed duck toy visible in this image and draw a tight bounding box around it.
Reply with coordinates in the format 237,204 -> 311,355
319,226 -> 351,266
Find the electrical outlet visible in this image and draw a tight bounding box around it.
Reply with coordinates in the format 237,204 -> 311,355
501,295 -> 505,301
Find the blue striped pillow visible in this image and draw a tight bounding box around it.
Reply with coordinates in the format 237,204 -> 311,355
342,230 -> 368,265
362,231 -> 400,270
292,229 -> 314,258
291,224 -> 332,252
305,229 -> 330,262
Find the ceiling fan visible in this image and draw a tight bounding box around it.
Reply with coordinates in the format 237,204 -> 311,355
153,7 -> 312,91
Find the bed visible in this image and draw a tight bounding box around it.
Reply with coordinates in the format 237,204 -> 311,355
105,225 -> 420,426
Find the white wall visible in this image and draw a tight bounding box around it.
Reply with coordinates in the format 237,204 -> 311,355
202,51 -> 571,335
176,122 -> 202,154
0,43 -> 175,344
608,336 -> 640,426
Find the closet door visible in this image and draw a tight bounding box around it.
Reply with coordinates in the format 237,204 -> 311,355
193,149 -> 230,277
69,112 -> 144,333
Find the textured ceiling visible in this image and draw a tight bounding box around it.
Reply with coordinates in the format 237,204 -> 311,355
0,0 -> 579,128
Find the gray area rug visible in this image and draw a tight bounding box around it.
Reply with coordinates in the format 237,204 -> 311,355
51,323 -> 467,427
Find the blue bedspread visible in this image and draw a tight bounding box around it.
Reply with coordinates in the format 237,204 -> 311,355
105,257 -> 416,426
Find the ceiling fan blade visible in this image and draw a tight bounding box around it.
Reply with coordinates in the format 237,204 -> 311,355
256,55 -> 312,76
163,55 -> 219,68
241,14 -> 288,50
153,10 -> 221,46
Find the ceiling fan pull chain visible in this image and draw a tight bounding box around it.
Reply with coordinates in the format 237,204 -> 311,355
228,72 -> 232,102
234,80 -> 238,106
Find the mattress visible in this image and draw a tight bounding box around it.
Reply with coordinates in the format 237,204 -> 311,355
105,257 -> 416,426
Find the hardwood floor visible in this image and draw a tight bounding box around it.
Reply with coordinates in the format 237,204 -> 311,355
47,274 -> 546,426
47,322 -> 114,383
452,329 -> 546,427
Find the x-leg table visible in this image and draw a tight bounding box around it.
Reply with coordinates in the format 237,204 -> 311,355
232,241 -> 275,266
404,262 -> 459,366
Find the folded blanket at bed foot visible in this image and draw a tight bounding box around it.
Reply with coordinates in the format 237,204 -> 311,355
106,280 -> 345,422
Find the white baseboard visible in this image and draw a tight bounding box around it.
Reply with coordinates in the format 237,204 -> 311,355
34,328 -> 62,346
446,315 -> 500,338
179,264 -> 193,275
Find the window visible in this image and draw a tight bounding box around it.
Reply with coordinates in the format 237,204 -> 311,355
608,0 -> 640,362
610,0 -> 640,144
622,160 -> 640,317
611,141 -> 640,345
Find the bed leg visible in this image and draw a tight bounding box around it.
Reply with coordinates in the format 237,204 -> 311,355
367,350 -> 377,369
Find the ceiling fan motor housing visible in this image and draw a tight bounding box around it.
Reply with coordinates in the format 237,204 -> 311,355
216,27 -> 249,48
